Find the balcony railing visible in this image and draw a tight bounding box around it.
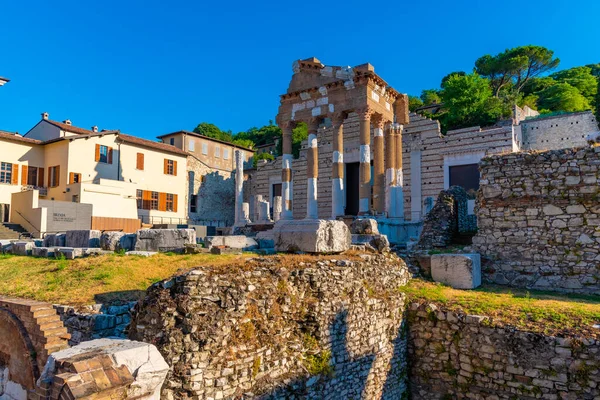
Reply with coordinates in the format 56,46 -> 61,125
21,185 -> 48,196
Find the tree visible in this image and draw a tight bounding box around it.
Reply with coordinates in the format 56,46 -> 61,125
274,122 -> 307,159
408,95 -> 423,111
551,66 -> 598,102
438,72 -> 502,130
193,122 -> 232,143
253,152 -> 275,167
420,89 -> 441,106
232,138 -> 254,149
537,83 -> 592,112
475,45 -> 560,96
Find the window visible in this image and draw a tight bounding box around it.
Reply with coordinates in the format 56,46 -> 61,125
164,159 -> 177,175
151,191 -> 159,210
449,164 -> 480,199
49,166 -> 60,187
72,195 -> 79,203
215,146 -> 220,158
188,140 -> 195,152
202,143 -> 208,155
170,138 -> 175,145
166,193 -> 174,212
137,189 -> 143,209
190,194 -> 197,213
136,153 -> 144,170
69,172 -> 82,184
27,167 -> 38,186
0,162 -> 12,184
223,149 -> 229,160
99,145 -> 109,163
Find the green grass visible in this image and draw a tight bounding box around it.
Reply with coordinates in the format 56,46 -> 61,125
401,279 -> 600,337
0,253 -> 252,305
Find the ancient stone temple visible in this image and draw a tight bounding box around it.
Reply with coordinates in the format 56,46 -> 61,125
271,57 -> 409,222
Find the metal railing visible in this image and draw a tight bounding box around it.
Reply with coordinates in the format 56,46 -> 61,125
139,215 -> 228,227
21,185 -> 48,196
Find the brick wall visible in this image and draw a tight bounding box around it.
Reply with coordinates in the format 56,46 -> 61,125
473,146 -> 600,293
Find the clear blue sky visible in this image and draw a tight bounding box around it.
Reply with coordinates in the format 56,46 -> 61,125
1,0 -> 598,141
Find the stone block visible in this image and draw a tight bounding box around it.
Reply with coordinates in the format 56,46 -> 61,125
65,230 -> 102,248
274,220 -> 351,253
55,247 -> 84,259
43,233 -> 66,247
32,247 -> 57,258
12,241 -> 34,256
100,231 -> 136,252
210,247 -> 242,255
40,338 -> 169,400
204,235 -> 258,250
133,229 -> 196,252
126,251 -> 158,257
350,218 -> 379,234
431,253 -> 481,289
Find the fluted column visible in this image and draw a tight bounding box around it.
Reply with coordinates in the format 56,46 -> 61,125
306,118 -> 320,219
385,124 -> 397,216
281,123 -> 294,220
331,112 -> 345,218
372,116 -> 385,214
358,107 -> 373,214
234,150 -> 249,226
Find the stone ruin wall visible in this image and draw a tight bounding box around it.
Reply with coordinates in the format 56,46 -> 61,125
408,303 -> 600,400
402,114 -> 514,221
473,146 -> 600,294
129,254 -> 411,399
520,111 -> 599,152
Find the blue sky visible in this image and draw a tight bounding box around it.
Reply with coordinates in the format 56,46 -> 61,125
1,0 -> 598,141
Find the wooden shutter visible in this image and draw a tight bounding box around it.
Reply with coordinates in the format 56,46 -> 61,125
95,144 -> 100,161
21,165 -> 28,185
163,159 -> 168,174
173,160 -> 177,176
38,167 -> 44,187
11,164 -> 18,185
136,153 -> 144,170
173,194 -> 178,212
158,192 -> 167,211
142,190 -> 151,210
77,173 -> 82,183
55,166 -> 60,187
108,147 -> 113,164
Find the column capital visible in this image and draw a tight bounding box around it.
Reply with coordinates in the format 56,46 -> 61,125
278,120 -> 295,133
372,114 -> 388,130
356,106 -> 374,121
329,111 -> 346,126
307,117 -> 321,132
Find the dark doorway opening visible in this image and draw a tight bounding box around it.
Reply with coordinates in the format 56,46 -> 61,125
345,162 -> 359,215
449,163 -> 480,199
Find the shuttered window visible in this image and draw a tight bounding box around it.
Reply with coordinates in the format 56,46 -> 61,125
150,191 -> 159,210
27,167 -> 38,186
136,153 -> 144,170
136,189 -> 143,209
49,165 -> 60,187
0,162 -> 12,184
95,144 -> 113,164
136,190 -> 178,213
69,172 -> 82,184
164,159 -> 177,176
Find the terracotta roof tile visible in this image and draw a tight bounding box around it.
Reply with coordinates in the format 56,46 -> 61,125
0,131 -> 42,144
44,119 -> 109,135
117,134 -> 188,156
157,130 -> 255,152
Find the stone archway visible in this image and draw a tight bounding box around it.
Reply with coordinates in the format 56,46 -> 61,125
0,297 -> 70,399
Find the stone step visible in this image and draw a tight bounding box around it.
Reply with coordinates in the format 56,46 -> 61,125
43,326 -> 70,337
32,308 -> 58,318
39,320 -> 67,332
36,314 -> 63,325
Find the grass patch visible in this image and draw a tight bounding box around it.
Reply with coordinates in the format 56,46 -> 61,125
0,253 -> 252,305
401,279 -> 600,338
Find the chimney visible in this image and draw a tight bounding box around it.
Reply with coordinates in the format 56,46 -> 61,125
63,119 -> 72,126
92,126 -> 98,132
41,112 -> 49,120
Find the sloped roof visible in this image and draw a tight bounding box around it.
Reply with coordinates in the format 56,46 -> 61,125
157,130 -> 255,152
117,133 -> 188,156
44,119 -> 112,135
0,131 -> 42,144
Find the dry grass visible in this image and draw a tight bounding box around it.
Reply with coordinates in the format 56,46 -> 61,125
0,252 -> 364,306
402,279 -> 600,338
0,253 -> 252,305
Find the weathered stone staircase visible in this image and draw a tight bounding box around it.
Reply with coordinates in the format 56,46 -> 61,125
0,223 -> 29,239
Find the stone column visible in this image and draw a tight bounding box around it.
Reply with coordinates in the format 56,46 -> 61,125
331,113 -> 345,219
385,124 -> 397,216
280,123 -> 293,220
273,196 -> 282,222
253,195 -> 263,222
234,150 -> 249,226
358,107 -> 373,214
306,119 -> 320,219
258,200 -> 271,223
242,202 -> 251,222
394,124 -> 405,219
372,117 -> 385,214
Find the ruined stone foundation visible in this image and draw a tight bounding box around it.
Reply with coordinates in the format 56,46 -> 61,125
129,254 -> 411,399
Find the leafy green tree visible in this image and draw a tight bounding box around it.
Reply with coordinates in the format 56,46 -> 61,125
438,72 -> 503,130
420,89 -> 441,106
193,122 -> 232,142
537,83 -> 592,112
253,152 -> 275,168
275,122 -> 307,159
475,45 -> 560,96
408,95 -> 423,111
551,66 -> 598,102
232,138 -> 254,149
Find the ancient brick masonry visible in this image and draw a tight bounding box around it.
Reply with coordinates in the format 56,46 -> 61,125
408,303 -> 600,400
129,254 -> 411,399
473,146 -> 600,294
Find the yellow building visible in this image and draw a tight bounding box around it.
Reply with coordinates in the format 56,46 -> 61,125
0,113 -> 188,236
